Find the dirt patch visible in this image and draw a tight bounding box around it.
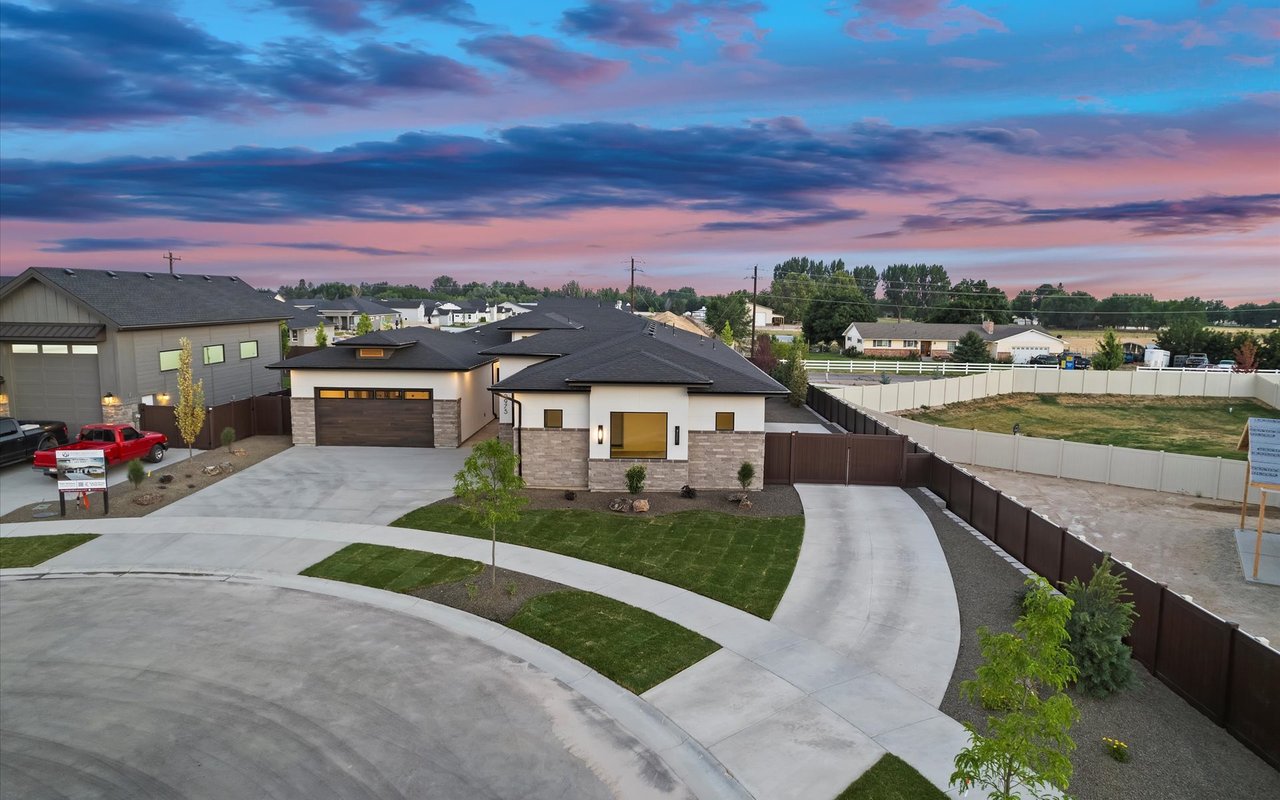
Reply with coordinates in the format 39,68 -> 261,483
411,565 -> 570,623
426,484 -> 804,518
1,436 -> 291,524
963,465 -> 1280,643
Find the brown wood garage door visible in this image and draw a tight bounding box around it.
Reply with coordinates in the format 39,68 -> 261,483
315,388 -> 433,447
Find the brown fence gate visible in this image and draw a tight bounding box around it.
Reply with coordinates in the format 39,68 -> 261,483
140,394 -> 292,451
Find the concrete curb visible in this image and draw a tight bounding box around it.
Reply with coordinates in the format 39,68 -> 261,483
0,566 -> 752,800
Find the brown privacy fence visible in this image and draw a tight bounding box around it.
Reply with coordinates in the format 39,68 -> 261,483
807,384 -> 1280,770
140,393 -> 291,451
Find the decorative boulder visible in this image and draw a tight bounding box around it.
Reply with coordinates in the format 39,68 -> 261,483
738,498 -> 753,510
632,499 -> 650,513
219,462 -> 234,473
158,474 -> 174,485
132,493 -> 159,507
608,497 -> 630,513
202,465 -> 222,476
728,492 -> 747,504
680,485 -> 697,499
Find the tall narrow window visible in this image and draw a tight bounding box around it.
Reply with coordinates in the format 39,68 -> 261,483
715,412 -> 735,432
544,409 -> 563,429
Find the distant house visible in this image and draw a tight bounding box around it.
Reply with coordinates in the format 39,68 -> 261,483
0,267 -> 289,432
376,298 -> 428,326
291,297 -> 399,336
842,320 -> 1064,363
750,304 -> 784,327
284,305 -> 327,346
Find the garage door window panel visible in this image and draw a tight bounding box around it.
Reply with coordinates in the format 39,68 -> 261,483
12,343 -> 39,354
610,412 -> 667,459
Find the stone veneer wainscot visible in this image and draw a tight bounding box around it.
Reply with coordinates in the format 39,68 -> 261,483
433,399 -> 460,448
687,431 -> 765,490
521,428 -> 589,488
291,397 -> 316,444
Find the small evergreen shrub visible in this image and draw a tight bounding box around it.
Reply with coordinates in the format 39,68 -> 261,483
127,459 -> 147,490
737,461 -> 754,491
220,426 -> 236,451
625,465 -> 646,494
1062,555 -> 1137,698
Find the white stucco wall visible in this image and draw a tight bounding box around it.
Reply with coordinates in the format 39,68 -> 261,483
512,392 -> 590,429
994,330 -> 1065,360
456,363 -> 495,440
688,395 -> 766,431
496,355 -> 553,422
587,385 -> 689,461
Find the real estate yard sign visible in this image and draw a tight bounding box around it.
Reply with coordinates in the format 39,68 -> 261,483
1238,417 -> 1280,579
56,450 -> 107,492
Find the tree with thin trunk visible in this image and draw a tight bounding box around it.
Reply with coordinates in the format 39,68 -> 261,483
951,576 -> 1079,800
785,335 -> 809,406
454,439 -> 526,587
279,320 -> 291,358
315,320 -> 328,347
1091,329 -> 1124,370
174,337 -> 206,459
356,312 -> 373,335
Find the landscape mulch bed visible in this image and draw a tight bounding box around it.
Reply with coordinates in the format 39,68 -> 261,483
0,436 -> 292,524
907,489 -> 1280,800
479,483 -> 803,517
411,565 -> 571,623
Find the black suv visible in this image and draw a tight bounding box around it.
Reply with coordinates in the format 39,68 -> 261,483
1028,354 -> 1059,365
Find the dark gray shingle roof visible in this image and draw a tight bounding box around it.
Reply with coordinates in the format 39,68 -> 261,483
268,326 -> 497,371
3,267 -> 290,329
849,321 -> 1057,343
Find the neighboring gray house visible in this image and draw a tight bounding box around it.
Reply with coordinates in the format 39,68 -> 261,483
0,267 -> 290,432
291,297 -> 400,335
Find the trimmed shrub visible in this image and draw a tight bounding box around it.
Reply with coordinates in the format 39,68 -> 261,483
737,461 -> 755,491
625,465 -> 646,494
1062,555 -> 1136,698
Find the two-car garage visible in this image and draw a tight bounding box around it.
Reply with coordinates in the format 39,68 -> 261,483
314,388 -> 434,447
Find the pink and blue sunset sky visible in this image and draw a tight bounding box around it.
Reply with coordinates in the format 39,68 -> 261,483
1,0 -> 1276,301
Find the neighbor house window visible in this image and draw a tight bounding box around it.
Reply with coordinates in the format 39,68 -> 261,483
11,343 -> 39,353
544,409 -> 563,429
872,339 -> 891,347
41,344 -> 69,354
159,349 -> 181,371
715,412 -> 735,432
609,412 -> 667,459
240,340 -> 258,359
203,344 -> 224,365
72,344 -> 98,354
903,340 -> 918,348
290,329 -> 300,343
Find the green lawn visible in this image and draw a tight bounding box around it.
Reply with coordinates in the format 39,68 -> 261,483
301,542 -> 481,591
901,394 -> 1279,460
509,590 -> 718,693
835,754 -> 948,800
300,544 -> 717,694
393,507 -> 804,618
0,534 -> 98,568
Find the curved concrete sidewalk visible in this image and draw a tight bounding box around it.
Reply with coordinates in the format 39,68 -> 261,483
1,489 -> 969,800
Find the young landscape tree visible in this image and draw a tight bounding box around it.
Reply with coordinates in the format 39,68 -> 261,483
315,320 -> 328,348
952,331 -> 991,363
1062,555 -> 1136,698
750,334 -> 778,375
720,321 -> 735,347
1091,329 -> 1125,370
785,335 -> 809,406
454,439 -> 526,587
951,576 -> 1079,800
355,312 -> 373,335
174,337 -> 206,460
278,320 -> 291,358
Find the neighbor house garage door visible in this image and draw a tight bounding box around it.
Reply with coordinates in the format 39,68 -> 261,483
1009,345 -> 1051,364
315,388 -> 433,447
8,343 -> 102,433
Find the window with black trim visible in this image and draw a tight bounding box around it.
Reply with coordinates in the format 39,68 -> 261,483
544,409 -> 563,429
203,344 -> 225,365
240,340 -> 259,359
715,412 -> 735,431
609,412 -> 667,459
159,349 -> 181,371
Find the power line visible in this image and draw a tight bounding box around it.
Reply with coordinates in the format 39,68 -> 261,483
762,293 -> 1235,316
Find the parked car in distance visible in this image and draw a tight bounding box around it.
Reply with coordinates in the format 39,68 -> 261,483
1171,355 -> 1189,368
1059,353 -> 1092,370
1213,359 -> 1237,371
0,416 -> 70,468
1028,353 -> 1059,365
1185,353 -> 1210,369
32,423 -> 168,477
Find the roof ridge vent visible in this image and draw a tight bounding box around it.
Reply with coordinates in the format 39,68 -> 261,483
105,270 -> 117,278
203,275 -> 212,281
173,273 -> 183,280
143,272 -> 154,279
63,268 -> 75,276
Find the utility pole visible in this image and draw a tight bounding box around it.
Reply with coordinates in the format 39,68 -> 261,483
163,251 -> 181,274
750,264 -> 759,357
629,257 -> 637,314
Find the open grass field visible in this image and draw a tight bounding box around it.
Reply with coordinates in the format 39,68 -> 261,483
301,543 -> 717,694
394,506 -> 804,618
0,534 -> 98,568
900,394 -> 1280,459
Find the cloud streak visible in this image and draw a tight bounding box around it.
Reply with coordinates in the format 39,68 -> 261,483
258,241 -> 421,256
38,237 -> 223,253
461,35 -> 627,86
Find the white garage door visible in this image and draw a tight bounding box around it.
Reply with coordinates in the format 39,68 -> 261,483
1009,345 -> 1051,364
9,344 -> 102,432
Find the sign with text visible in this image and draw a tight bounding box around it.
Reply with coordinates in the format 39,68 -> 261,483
56,450 -> 107,492
1247,417 -> 1280,486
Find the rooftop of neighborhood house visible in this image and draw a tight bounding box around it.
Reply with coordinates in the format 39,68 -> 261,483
0,267 -> 290,330
847,321 -> 1059,342
494,298 -> 633,332
491,321 -> 786,395
293,297 -> 395,315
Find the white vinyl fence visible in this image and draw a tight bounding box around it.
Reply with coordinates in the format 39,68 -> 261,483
816,371 -> 1280,506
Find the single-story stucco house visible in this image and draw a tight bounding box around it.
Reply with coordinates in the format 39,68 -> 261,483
271,298 -> 785,491
843,320 -> 1065,363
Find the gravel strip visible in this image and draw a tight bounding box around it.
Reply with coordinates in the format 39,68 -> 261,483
907,489 -> 1280,800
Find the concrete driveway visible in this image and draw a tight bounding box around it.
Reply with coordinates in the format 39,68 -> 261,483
154,445 -> 470,525
0,577 -> 685,800
0,449 -> 202,517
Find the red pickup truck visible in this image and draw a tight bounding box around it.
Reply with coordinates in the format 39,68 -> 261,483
33,424 -> 168,477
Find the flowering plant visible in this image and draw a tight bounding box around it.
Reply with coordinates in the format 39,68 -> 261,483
1102,736 -> 1130,763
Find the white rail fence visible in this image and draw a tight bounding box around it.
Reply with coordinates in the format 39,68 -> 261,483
815,371 -> 1280,506
803,359 -> 1280,377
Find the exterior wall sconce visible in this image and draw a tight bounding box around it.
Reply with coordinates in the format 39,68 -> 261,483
674,425 -> 680,445
102,392 -> 118,405
597,425 -> 605,444
156,392 -> 171,405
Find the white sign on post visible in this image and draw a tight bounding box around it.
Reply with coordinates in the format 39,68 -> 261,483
56,450 -> 108,491
1247,417 -> 1280,486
